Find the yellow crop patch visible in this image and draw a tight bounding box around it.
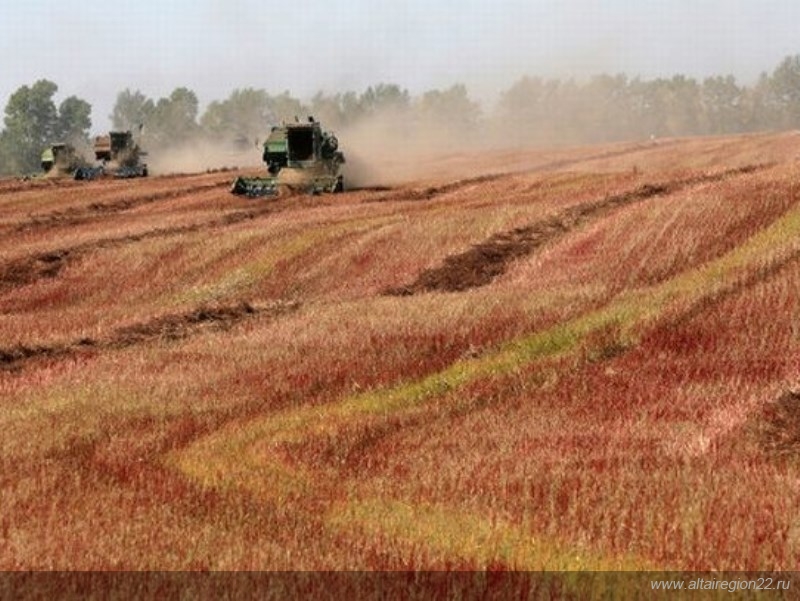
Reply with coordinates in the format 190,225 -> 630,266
329,497 -> 652,571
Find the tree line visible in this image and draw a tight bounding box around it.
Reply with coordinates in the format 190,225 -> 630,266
3,54 -> 800,175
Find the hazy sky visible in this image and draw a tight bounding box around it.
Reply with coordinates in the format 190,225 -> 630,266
2,0 -> 799,131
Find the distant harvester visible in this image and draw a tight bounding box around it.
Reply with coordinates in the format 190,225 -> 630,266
74,130 -> 148,180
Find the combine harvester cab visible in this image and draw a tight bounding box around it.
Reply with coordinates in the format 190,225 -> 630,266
75,130 -> 148,180
231,117 -> 345,197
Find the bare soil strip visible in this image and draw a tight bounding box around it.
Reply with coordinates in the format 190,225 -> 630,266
0,249 -> 71,288
386,164 -> 770,295
0,299 -> 299,371
759,390 -> 800,456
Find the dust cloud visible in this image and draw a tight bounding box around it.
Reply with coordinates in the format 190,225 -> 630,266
144,137 -> 262,176
339,112 -> 480,188
143,109 -> 489,187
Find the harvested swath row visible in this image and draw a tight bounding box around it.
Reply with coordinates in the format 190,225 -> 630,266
0,299 -> 299,371
0,177 -> 88,196
0,249 -> 70,288
12,180 -> 232,233
665,246 -> 800,332
0,228 -> 201,291
0,169 -> 226,197
387,163 -> 771,295
522,138 -> 683,173
366,140 -> 689,206
0,192 -> 328,293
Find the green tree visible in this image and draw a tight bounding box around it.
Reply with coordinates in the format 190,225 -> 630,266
663,75 -> 702,136
340,91 -> 363,124
1,79 -> 92,174
627,77 -> 668,138
413,84 -> 481,150
144,87 -> 200,148
201,88 -> 272,140
265,91 -> 307,123
418,84 -> 480,129
110,89 -> 154,130
740,73 -> 775,132
309,91 -> 347,129
767,55 -> 800,128
700,75 -> 743,134
0,130 -> 15,175
359,83 -> 410,116
56,96 -> 92,143
495,76 -> 566,145
579,74 -> 635,142
3,80 -> 59,172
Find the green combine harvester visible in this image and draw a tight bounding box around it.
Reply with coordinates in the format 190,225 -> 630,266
74,130 -> 148,180
40,131 -> 147,181
231,117 -> 345,197
40,143 -> 89,177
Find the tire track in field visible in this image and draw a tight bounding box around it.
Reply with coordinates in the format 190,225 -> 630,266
365,173 -> 508,203
0,299 -> 300,372
386,163 -> 772,295
0,192 -> 327,293
0,177 -> 86,196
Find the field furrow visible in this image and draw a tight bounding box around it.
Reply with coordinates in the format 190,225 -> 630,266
389,163 -> 771,294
